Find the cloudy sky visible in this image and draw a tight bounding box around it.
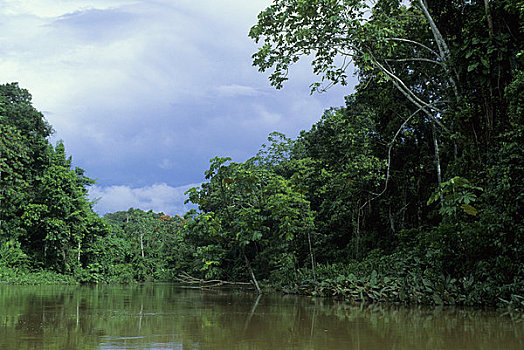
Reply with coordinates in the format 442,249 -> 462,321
0,0 -> 352,215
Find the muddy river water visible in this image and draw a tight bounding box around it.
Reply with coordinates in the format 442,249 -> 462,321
0,284 -> 521,349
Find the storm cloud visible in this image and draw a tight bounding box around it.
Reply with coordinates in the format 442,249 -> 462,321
0,0 -> 351,215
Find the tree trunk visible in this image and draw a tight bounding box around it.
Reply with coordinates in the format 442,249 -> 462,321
432,121 -> 442,187
432,120 -> 444,208
388,206 -> 395,234
242,249 -> 261,294
307,229 -> 316,280
418,0 -> 459,100
355,205 -> 361,259
140,233 -> 145,259
303,210 -> 316,280
484,0 -> 494,40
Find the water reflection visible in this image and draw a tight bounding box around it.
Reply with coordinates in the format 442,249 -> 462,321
0,284 -> 522,350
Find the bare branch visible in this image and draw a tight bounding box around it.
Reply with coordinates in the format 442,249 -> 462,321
386,37 -> 440,57
367,50 -> 449,131
175,272 -> 253,289
361,108 -> 422,210
418,0 -> 450,59
417,0 -> 459,100
385,57 -> 444,66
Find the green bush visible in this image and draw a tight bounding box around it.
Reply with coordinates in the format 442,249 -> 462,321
0,266 -> 76,285
0,240 -> 29,269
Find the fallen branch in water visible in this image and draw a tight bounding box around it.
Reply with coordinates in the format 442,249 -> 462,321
175,272 -> 254,289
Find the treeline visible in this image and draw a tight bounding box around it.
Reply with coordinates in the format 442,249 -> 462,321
0,84 -> 186,283
1,0 -> 523,308
0,83 -> 107,277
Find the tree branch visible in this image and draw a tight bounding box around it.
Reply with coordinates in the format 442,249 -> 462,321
366,50 -> 449,131
361,108 -> 422,210
386,37 -> 440,58
175,272 -> 253,289
385,57 -> 444,66
417,0 -> 459,100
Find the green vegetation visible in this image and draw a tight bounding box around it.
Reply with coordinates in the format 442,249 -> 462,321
0,82 -> 110,282
0,1 -> 522,308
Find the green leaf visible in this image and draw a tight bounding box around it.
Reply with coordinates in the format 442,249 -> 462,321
468,62 -> 479,72
480,56 -> 489,68
461,204 -> 478,216
433,293 -> 443,305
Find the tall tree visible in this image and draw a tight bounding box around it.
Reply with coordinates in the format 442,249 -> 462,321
186,156 -> 316,289
250,0 -> 522,179
1,83 -> 107,274
21,142 -> 98,272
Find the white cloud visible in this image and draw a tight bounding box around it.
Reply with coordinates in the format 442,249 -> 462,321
216,84 -> 261,97
2,0 -> 136,18
158,158 -> 174,170
240,104 -> 282,129
89,183 -> 200,215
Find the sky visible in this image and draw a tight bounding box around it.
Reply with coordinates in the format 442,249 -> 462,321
0,0 -> 352,215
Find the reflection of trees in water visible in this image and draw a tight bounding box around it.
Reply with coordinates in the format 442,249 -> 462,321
313,300 -> 524,350
0,285 -> 98,350
0,285 -> 522,350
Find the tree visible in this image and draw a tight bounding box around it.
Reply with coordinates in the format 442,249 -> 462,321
250,0 -> 522,186
20,142 -> 97,272
103,208 -> 184,281
249,1 -> 456,124
292,104 -> 387,259
0,83 -> 52,139
249,0 -> 455,220
185,155 -> 316,290
0,124 -> 30,240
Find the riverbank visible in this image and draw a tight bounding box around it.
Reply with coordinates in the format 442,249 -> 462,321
2,264 -> 522,316
0,267 -> 76,285
275,252 -> 524,313
278,272 -> 524,313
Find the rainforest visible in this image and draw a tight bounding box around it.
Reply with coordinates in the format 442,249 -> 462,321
0,0 -> 522,311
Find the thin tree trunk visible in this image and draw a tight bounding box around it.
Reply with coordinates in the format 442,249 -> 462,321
61,245 -> 67,273
432,121 -> 442,188
307,230 -> 316,280
388,206 -> 395,234
418,0 -> 459,100
432,120 -> 444,208
140,233 -> 144,259
242,249 -> 261,294
355,205 -> 361,259
303,210 -> 316,280
484,0 -> 494,40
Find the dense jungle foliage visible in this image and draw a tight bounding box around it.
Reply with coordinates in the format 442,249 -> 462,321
0,0 -> 522,308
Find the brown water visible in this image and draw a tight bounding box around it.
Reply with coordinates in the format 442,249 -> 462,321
0,284 -> 522,350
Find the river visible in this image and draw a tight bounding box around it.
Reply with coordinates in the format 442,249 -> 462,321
0,283 -> 521,349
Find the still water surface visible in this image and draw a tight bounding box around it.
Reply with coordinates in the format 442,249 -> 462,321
0,283 -> 522,349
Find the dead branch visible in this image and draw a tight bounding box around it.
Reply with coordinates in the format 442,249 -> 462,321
175,272 -> 254,289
